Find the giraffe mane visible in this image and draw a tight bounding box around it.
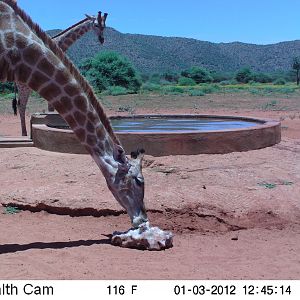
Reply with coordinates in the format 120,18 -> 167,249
3,0 -> 120,145
51,17 -> 90,39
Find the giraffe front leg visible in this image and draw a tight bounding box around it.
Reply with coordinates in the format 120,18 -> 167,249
17,84 -> 31,136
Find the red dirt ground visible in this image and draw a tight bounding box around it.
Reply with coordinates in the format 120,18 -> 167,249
0,108 -> 300,280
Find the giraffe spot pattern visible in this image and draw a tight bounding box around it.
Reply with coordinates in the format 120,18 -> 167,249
86,134 -> 97,146
16,33 -> 28,49
59,96 -> 73,112
64,83 -> 81,97
64,114 -> 77,128
88,111 -> 98,123
23,44 -> 43,65
0,14 -> 11,30
74,128 -> 86,141
39,82 -> 61,99
4,32 -> 14,48
37,57 -> 55,77
96,125 -> 106,139
28,70 -> 49,91
15,18 -> 31,36
86,120 -> 95,133
16,63 -> 32,83
55,69 -> 70,85
7,48 -> 21,65
74,110 -> 86,126
74,95 -> 88,112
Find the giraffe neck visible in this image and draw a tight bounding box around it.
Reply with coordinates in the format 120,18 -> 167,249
53,19 -> 93,52
0,1 -> 120,182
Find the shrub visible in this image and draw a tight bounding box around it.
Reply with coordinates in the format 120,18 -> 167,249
252,72 -> 273,83
188,89 -> 206,96
178,76 -> 196,86
149,73 -> 161,84
200,84 -> 220,94
162,86 -> 185,95
106,86 -> 129,96
162,71 -> 179,83
211,71 -> 233,83
181,66 -> 213,83
273,78 -> 286,85
235,67 -> 253,83
141,82 -> 161,92
80,51 -> 141,92
219,79 -> 238,85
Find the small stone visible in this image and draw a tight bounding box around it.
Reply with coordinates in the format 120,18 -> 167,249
180,173 -> 190,179
231,235 -> 239,241
111,222 -> 173,251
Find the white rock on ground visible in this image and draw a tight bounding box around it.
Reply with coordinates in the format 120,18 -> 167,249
111,222 -> 173,250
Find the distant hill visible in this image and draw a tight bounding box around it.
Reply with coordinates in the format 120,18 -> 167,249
47,27 -> 300,74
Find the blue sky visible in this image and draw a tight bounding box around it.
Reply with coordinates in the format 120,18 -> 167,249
17,0 -> 299,45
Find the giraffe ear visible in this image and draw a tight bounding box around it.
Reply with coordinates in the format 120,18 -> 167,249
131,149 -> 145,162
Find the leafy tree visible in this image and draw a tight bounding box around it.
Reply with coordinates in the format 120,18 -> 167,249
181,66 -> 213,83
235,67 -> 253,83
80,51 -> 141,92
292,57 -> 300,85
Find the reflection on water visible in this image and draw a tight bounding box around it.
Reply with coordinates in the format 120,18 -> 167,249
110,117 -> 260,133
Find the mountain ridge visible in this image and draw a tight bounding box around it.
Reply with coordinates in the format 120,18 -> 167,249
47,27 -> 300,74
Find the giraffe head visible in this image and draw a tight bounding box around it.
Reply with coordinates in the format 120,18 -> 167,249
110,147 -> 148,228
86,11 -> 108,44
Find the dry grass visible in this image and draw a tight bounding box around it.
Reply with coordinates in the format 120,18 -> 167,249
1,89 -> 300,115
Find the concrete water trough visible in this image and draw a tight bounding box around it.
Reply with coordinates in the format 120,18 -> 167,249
31,113 -> 281,156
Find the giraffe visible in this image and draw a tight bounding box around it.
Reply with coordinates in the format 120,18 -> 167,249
0,0 -> 148,228
16,11 -> 108,136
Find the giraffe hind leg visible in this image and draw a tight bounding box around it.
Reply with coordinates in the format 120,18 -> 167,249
17,83 -> 31,136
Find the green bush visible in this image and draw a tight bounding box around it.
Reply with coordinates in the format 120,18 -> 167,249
162,71 -> 179,83
235,67 -> 253,83
178,76 -> 196,86
211,71 -> 233,83
273,78 -> 286,85
141,82 -> 162,92
162,86 -> 185,95
106,86 -> 129,96
188,89 -> 206,96
200,84 -> 220,94
219,79 -> 238,85
148,73 -> 161,84
252,72 -> 273,83
181,66 -> 213,83
80,51 -> 141,92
